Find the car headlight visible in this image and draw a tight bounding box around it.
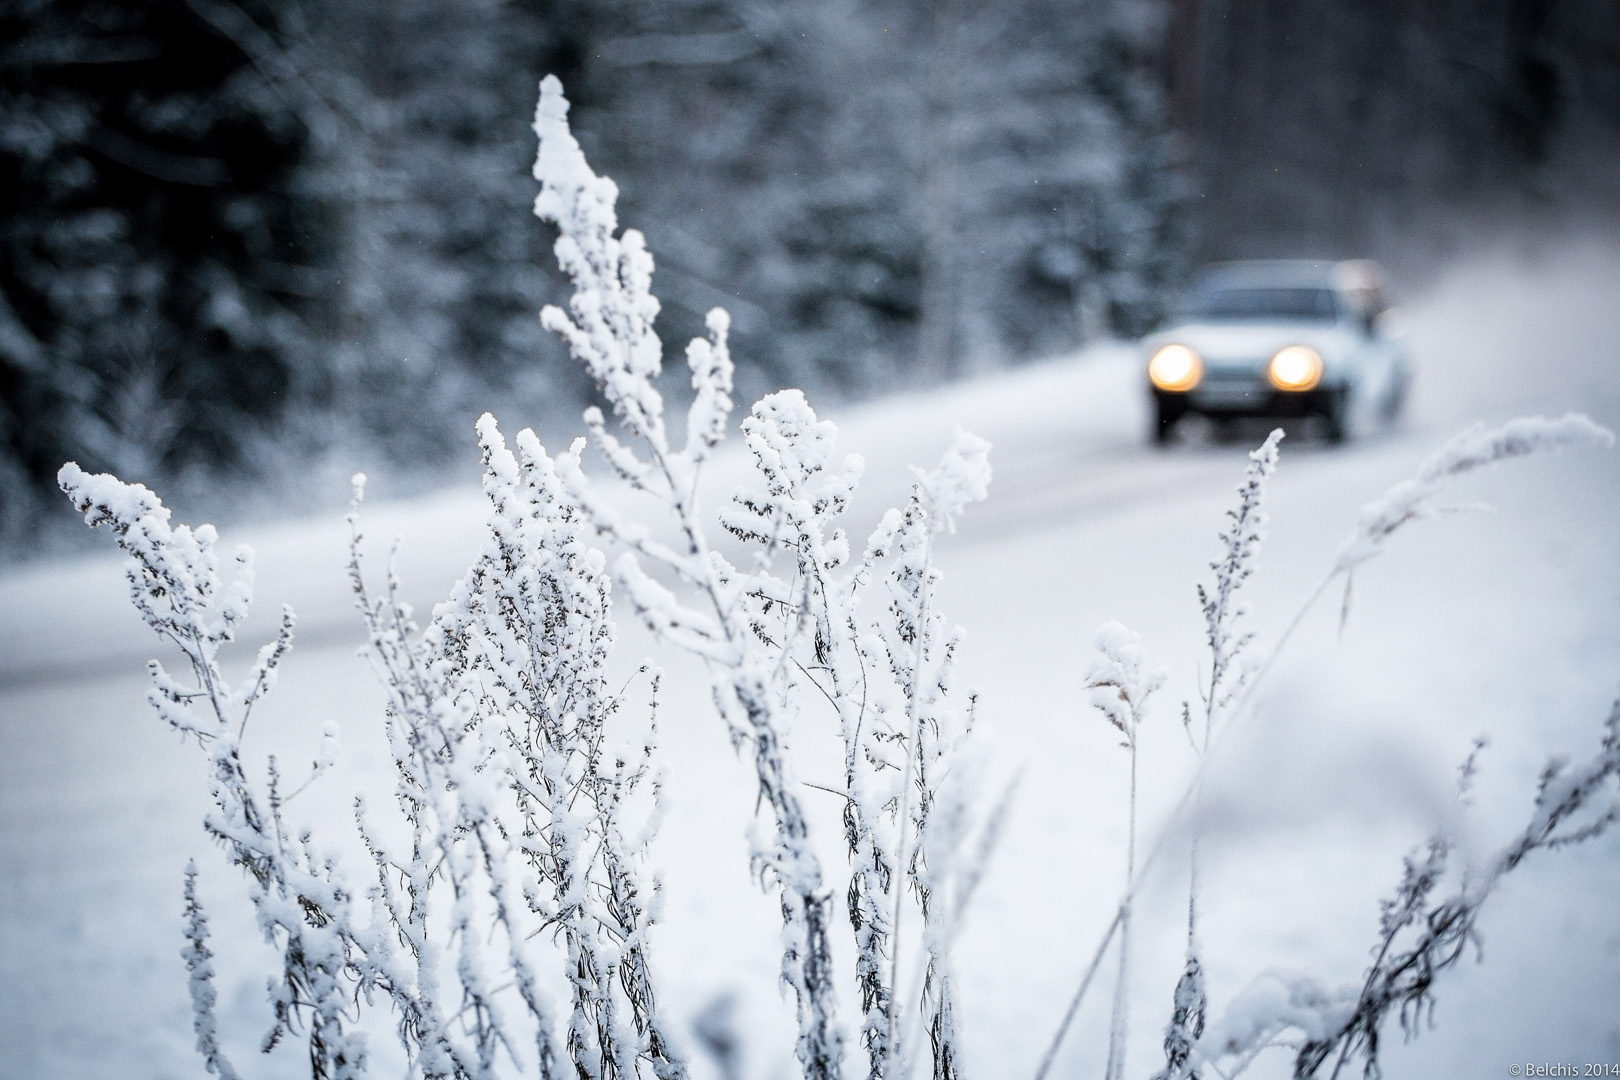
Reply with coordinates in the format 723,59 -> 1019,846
1148,344 -> 1202,391
1268,345 -> 1323,391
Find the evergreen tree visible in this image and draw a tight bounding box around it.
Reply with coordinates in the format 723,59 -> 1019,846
928,0 -> 1186,363
0,0 -> 337,538
574,0 -> 1185,396
305,0 -> 596,465
1,0 -> 1189,546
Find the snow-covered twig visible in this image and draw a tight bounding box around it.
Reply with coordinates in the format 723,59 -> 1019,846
60,462 -> 370,1079
1334,414 -> 1612,579
63,404 -> 686,1080
349,413 -> 688,1080
1037,436 -> 1282,1080
1198,697 -> 1620,1078
1085,622 -> 1165,1080
1199,429 -> 1284,737
181,861 -> 242,1080
531,75 -> 843,1079
880,431 -> 991,1080
1261,413 -> 1613,684
721,390 -> 900,1077
1147,431 -> 1284,1080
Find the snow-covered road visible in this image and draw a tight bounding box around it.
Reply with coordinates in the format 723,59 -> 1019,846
4,243 -> 1619,1080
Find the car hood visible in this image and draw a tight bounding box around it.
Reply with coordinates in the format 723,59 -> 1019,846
1143,320 -> 1360,364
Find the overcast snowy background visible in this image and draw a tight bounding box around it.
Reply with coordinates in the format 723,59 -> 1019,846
3,236 -> 1618,1079
5,1 -> 1620,1077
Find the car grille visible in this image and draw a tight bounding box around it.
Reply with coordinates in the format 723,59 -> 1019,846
1194,365 -> 1266,406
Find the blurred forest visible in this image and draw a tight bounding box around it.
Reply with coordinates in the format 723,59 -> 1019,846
3,0 -> 1619,550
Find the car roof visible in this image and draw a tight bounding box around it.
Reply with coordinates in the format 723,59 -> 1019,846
1192,259 -> 1385,293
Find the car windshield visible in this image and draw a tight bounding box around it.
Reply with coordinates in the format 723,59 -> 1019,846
1183,286 -> 1341,323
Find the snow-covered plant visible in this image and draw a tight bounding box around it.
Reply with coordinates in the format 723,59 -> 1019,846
1048,433 -> 1279,1080
1084,622 -> 1166,1080
1199,698 -> 1620,1079
528,73 -> 843,1078
58,71 -> 1620,1080
1145,416 -> 1618,1080
1196,430 -> 1283,734
1033,415 -> 1614,1080
343,412 -> 685,1080
59,72 -> 1009,1080
1237,413 -> 1618,649
59,407 -> 686,1079
1162,415 -> 1619,1080
182,860 -> 240,1080
870,429 -> 992,1080
59,462 -> 368,1078
1335,414 -> 1611,571
1160,429 -> 1284,1080
529,74 -> 997,1080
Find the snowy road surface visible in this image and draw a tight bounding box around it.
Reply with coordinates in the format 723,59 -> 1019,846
4,245 -> 1620,1079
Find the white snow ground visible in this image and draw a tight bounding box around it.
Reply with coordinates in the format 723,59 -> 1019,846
4,242 -> 1620,1080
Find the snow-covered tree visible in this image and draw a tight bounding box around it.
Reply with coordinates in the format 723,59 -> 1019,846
0,0 -> 335,541
916,0 -> 1187,364
574,0 -> 1185,392
298,0 -> 600,465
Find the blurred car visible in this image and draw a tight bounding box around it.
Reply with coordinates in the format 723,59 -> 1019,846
1143,259 -> 1410,444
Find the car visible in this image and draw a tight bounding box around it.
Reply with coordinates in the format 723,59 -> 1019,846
1143,259 -> 1410,444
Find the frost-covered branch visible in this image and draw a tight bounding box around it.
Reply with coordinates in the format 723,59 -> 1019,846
720,390 -> 898,1077
1259,413 -> 1615,670
60,462 -> 370,1078
879,431 -> 991,1080
531,72 -> 1001,1080
1038,435 -> 1283,1080
63,404 -> 687,1080
1197,697 -> 1620,1078
348,414 -> 687,1080
531,75 -> 842,1079
1199,429 -> 1283,735
182,861 -> 242,1080
722,409 -> 996,1080
1333,414 -> 1612,579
